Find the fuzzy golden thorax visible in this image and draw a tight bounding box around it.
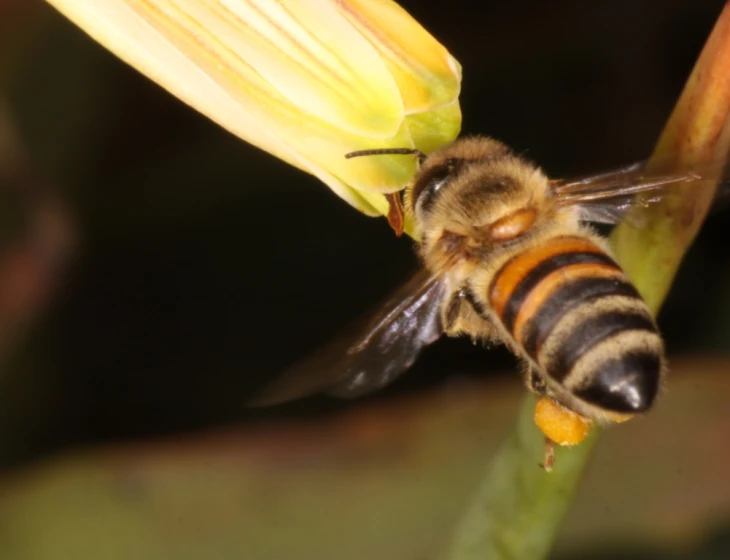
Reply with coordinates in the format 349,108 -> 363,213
406,137 -> 557,279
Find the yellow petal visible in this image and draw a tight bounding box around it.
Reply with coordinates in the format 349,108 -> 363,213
137,0 -> 405,138
45,0 -> 462,219
124,1 -> 434,192
339,0 -> 462,112
43,1 -> 293,167
406,100 -> 462,154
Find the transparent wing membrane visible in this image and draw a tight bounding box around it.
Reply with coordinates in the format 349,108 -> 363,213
250,269 -> 444,406
552,157 -> 730,225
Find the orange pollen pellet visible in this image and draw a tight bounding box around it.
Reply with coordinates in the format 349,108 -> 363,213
534,397 -> 592,447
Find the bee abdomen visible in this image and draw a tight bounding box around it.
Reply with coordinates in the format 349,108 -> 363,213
489,235 -> 662,413
542,307 -> 661,412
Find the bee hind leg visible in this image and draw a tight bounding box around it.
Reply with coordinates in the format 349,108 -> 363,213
523,367 -> 557,472
526,366 -> 549,396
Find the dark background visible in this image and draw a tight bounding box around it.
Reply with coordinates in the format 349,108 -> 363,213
2,0 -> 729,468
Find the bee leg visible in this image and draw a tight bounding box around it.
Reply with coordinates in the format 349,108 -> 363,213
541,439 -> 556,472
384,192 -> 405,237
526,367 -> 548,396
529,369 -> 593,471
526,368 -> 558,473
442,287 -> 496,340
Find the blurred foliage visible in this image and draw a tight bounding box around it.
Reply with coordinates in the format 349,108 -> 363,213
0,359 -> 730,559
0,0 -> 730,559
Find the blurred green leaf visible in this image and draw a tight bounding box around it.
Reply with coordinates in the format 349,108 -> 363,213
1,360 -> 730,559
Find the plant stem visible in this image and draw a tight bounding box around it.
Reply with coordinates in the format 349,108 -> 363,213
443,3 -> 730,558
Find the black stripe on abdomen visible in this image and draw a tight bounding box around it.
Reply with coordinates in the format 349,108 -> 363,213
500,251 -> 618,332
546,310 -> 657,382
521,276 -> 641,358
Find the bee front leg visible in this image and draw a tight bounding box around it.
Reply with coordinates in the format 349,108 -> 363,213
384,192 -> 405,237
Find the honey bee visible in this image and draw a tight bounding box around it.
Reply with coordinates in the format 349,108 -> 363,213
253,136 -> 726,469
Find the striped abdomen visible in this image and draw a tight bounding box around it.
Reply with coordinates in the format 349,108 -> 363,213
489,235 -> 662,414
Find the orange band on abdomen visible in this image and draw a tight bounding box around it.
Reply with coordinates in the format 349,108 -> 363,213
489,236 -> 620,332
512,263 -> 623,344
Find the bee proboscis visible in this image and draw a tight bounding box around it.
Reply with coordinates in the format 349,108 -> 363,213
253,136 -> 727,468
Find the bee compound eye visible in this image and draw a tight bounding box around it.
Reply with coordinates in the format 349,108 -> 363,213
412,158 -> 461,213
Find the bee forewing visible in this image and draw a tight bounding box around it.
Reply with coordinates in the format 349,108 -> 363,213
249,269 -> 445,406
552,157 -> 730,225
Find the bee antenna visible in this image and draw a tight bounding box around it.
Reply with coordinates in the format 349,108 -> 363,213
345,148 -> 427,164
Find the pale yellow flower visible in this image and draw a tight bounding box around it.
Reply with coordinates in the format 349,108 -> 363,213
45,0 -> 462,227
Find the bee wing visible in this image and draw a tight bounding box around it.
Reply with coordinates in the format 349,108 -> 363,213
551,158 -> 730,225
249,269 -> 445,406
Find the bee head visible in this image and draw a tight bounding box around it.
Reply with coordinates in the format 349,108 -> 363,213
345,137 -> 552,249
406,137 -> 515,224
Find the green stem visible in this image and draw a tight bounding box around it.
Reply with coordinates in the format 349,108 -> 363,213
443,397 -> 598,560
